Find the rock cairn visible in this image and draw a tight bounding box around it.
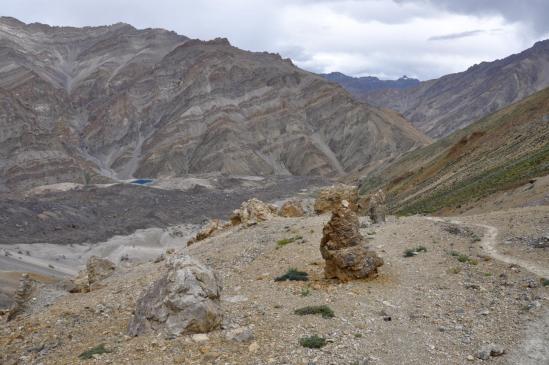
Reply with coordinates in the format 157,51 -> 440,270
320,201 -> 383,281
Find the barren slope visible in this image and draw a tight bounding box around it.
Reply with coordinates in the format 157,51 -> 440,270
359,87 -> 549,215
364,40 -> 549,138
1,208 -> 547,364
0,17 -> 429,192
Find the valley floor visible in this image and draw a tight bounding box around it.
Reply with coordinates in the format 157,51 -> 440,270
1,206 -> 547,364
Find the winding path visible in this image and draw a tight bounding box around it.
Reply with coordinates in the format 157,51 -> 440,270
425,216 -> 549,278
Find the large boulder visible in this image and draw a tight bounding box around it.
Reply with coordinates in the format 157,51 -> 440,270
368,189 -> 387,224
278,199 -> 305,218
320,201 -> 383,281
187,219 -> 224,246
230,198 -> 277,226
6,273 -> 33,321
128,255 -> 223,337
314,184 -> 358,214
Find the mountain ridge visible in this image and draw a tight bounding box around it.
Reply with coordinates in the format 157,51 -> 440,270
0,17 -> 429,192
363,39 -> 549,138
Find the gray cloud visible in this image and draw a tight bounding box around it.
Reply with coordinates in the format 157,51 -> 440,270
398,0 -> 549,35
0,0 -> 547,80
428,29 -> 502,41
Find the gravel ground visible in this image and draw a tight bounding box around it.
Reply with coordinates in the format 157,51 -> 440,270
1,207 -> 547,364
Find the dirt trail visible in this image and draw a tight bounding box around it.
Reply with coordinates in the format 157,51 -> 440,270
425,216 -> 549,278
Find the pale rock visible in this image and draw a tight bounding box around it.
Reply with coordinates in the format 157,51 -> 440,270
128,255 -> 222,337
230,198 -> 277,226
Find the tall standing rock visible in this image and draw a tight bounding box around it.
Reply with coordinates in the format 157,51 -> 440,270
128,255 -> 223,337
320,201 -> 383,281
6,273 -> 33,321
368,189 -> 387,224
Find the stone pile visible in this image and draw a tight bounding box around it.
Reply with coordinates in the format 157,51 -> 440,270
320,201 -> 383,281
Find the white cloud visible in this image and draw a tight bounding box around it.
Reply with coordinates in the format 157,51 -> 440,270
0,0 -> 546,79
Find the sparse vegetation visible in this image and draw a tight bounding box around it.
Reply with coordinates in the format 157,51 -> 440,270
299,335 -> 326,349
276,236 -> 303,248
454,252 -> 478,265
448,267 -> 461,274
541,278 -> 549,286
78,344 -> 111,360
300,286 -> 311,297
403,246 -> 427,257
274,268 -> 309,282
294,305 -> 334,318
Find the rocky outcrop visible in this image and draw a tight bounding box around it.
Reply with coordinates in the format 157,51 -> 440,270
69,256 -> 116,293
314,184 -> 358,214
128,255 -> 222,337
320,201 -> 383,281
87,256 -> 116,286
0,17 -> 428,192
278,200 -> 305,218
6,273 -> 33,321
230,198 -> 277,226
187,219 -> 225,245
368,190 -> 387,224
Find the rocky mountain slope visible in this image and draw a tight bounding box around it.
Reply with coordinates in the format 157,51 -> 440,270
0,17 -> 429,192
321,72 -> 419,96
359,87 -> 549,215
2,205 -> 547,364
363,40 -> 549,138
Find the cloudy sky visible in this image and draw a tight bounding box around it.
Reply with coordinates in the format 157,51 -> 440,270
1,0 -> 548,80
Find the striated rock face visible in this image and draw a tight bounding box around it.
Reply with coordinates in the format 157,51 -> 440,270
128,255 -> 222,337
364,40 -> 549,138
6,273 -> 33,321
314,184 -> 358,214
278,200 -> 305,218
368,190 -> 387,224
0,17 -> 428,192
320,201 -> 383,281
230,198 -> 277,226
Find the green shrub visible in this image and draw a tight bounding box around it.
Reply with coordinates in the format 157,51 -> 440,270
276,236 -> 303,248
541,278 -> 549,286
299,335 -> 326,349
78,344 -> 111,360
275,268 -> 309,282
403,246 -> 427,257
294,305 -> 334,319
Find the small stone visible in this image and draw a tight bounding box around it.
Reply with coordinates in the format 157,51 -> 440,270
248,341 -> 259,353
192,334 -> 209,342
466,355 -> 475,361
225,327 -> 254,342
